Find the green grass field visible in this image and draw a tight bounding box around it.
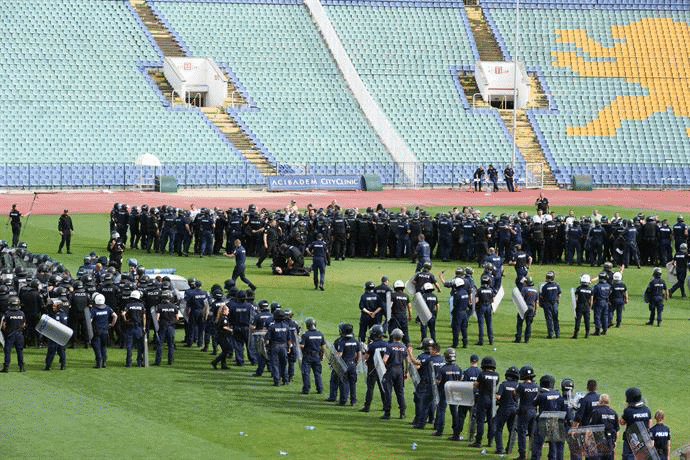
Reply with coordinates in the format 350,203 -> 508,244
2,206 -> 688,459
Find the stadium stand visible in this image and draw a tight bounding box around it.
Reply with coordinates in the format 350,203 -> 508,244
484,0 -> 690,186
0,0 -> 263,187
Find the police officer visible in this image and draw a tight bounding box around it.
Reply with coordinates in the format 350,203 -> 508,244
389,280 -> 412,345
494,366 -> 520,455
250,300 -> 273,377
572,274 -> 593,339
572,379 -> 599,430
471,356 -> 499,448
622,220 -> 640,268
476,274 -> 496,346
2,296 -> 25,372
306,233 -> 328,290
658,219 -> 672,265
587,220 -> 606,266
413,234 -> 431,272
409,339 -> 441,429
226,239 -> 256,290
300,317 -> 325,394
672,215 -> 687,253
358,281 -> 380,342
7,204 -> 21,248
230,290 -> 255,366
531,375 -> 565,460
266,309 -> 290,386
592,272 -> 612,335
516,276 -> 538,343
336,323 -> 360,406
504,164 -> 515,192
90,294 -> 117,369
202,285 -> 223,354
515,365 -> 539,460
669,243 -> 689,298
434,348 -> 463,439
450,277 -> 470,348
540,271 -> 562,339
420,282 -> 438,342
488,165 -> 499,192
512,244 -> 532,289
211,305 -> 232,370
122,290 -> 146,367
198,208 -> 214,257
589,394 -> 619,460
620,387 -> 652,460
285,310 -> 300,382
649,410 -> 671,460
184,279 -> 208,347
381,328 -> 407,420
69,281 -> 90,348
57,209 -> 73,254
645,267 -> 668,326
360,325 -> 387,413
42,298 -> 68,371
155,290 -> 181,366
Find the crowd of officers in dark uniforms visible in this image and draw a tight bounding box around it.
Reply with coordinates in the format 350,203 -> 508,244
0,236 -> 676,459
107,201 -> 689,274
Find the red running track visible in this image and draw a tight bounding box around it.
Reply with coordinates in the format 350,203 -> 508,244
0,188 -> 688,215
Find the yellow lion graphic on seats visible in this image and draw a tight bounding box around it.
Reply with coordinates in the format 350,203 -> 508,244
552,18 -> 690,138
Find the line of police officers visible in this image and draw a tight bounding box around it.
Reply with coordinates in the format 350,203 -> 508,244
108,202 -> 690,270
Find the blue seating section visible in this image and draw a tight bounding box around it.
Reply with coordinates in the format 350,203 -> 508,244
486,7 -> 690,186
0,0 -> 263,187
480,0 -> 689,9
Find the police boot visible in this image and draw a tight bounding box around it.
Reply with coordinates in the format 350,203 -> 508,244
593,328 -> 600,336
585,331 -> 589,338
657,320 -> 662,327
380,412 -> 391,420
571,333 -> 577,339
1,365 -> 8,373
399,411 -> 405,419
359,405 -> 370,412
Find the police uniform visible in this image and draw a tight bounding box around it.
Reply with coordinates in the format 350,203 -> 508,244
474,368 -> 499,447
420,289 -> 438,341
573,282 -> 593,338
516,379 -> 539,460
381,339 -> 407,418
434,360 -> 463,438
231,298 -> 255,366
211,311 -> 232,369
669,249 -> 689,298
494,377 -> 519,454
231,243 -> 256,290
589,404 -> 619,460
516,282 -> 538,343
361,335 -> 387,412
413,350 -> 444,428
645,275 -> 666,326
621,404 -> 651,460
389,290 -> 410,345
540,278 -> 562,338
184,285 -> 209,347
336,335 -> 360,405
307,237 -> 328,290
44,303 -> 68,370
91,304 -> 115,368
251,307 -> 273,376
8,207 -> 21,248
57,210 -> 73,254
459,363 -> 481,440
476,283 -> 496,345
358,288 -> 379,342
451,285 -> 470,348
267,315 -> 290,386
155,300 -> 179,365
609,278 -> 628,328
300,327 -> 325,394
592,279 -> 612,335
123,299 -> 146,367
649,421 -> 671,460
531,386 -> 565,460
2,304 -> 26,371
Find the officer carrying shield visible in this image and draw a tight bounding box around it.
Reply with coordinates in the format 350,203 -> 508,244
300,318 -> 325,394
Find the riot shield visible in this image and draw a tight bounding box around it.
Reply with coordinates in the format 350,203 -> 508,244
150,306 -> 159,332
251,331 -> 268,359
356,342 -> 367,375
512,287 -> 528,319
491,286 -> 504,313
444,381 -> 475,407
567,425 -> 613,458
327,342 -> 347,382
144,333 -> 149,368
373,348 -> 386,382
408,363 -> 421,389
537,411 -> 566,442
35,314 -> 73,346
625,421 -> 661,460
570,288 -> 577,318
666,261 -> 677,285
491,378 -> 497,417
448,294 -> 454,316
294,338 -> 303,367
429,364 -> 439,408
83,307 -> 94,342
405,278 -> 415,296
413,292 -> 433,325
0,317 -> 4,347
385,291 -> 392,324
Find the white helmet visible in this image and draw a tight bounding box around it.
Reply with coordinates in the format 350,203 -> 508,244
580,274 -> 591,284
613,272 -> 622,281
393,280 -> 405,289
453,277 -> 465,288
94,294 -> 105,305
423,282 -> 433,292
130,290 -> 141,300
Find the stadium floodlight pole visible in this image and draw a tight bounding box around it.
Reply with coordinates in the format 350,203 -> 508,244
511,0 -> 521,169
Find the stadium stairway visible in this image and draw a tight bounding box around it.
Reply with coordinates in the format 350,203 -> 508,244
131,0 -> 277,176
463,4 -> 557,187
